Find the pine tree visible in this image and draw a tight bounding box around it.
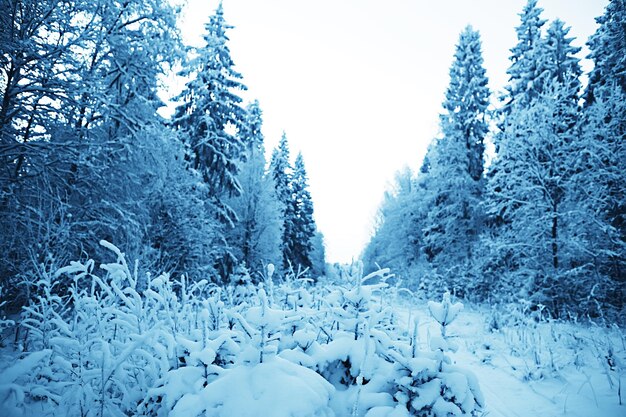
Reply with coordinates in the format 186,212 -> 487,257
420,26 -> 490,295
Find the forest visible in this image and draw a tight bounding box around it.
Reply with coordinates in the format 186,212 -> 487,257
363,0 -> 625,322
0,0 -> 625,416
0,0 -> 325,310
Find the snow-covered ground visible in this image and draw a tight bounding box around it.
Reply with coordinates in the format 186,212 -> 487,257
0,256 -> 624,417
398,301 -> 624,417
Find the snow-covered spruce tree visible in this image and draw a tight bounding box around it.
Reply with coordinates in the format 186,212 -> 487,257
482,19 -> 583,314
309,231 -> 327,278
270,133 -> 295,272
224,101 -> 283,278
172,3 -> 248,279
584,0 -> 626,105
173,2 -> 247,198
573,0 -> 626,315
501,0 -> 548,114
420,26 -> 490,297
289,153 -> 320,274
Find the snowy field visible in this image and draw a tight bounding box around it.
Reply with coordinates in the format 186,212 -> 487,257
0,246 -> 623,417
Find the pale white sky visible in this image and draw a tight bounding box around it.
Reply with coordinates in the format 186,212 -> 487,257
175,0 -> 608,263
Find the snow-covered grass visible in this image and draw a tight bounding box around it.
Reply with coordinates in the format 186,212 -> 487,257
0,244 -> 623,416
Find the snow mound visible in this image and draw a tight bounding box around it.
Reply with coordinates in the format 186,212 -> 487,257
171,357 -> 335,417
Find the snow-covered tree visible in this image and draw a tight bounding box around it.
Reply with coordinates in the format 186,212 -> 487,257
482,19 -> 583,313
362,167 -> 423,280
0,0 -> 184,300
565,0 -> 626,314
585,0 -> 626,105
169,3 -> 250,279
269,133 -> 294,271
172,2 -> 247,206
502,0 -> 548,113
268,135 -> 323,275
567,87 -> 626,316
225,102 -> 282,277
309,231 -> 327,277
419,26 -> 490,295
288,153 -> 318,272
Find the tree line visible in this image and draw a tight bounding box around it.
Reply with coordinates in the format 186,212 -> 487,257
363,0 -> 625,320
0,1 -> 325,309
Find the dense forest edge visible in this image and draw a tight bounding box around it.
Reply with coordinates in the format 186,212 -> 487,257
362,0 -> 625,322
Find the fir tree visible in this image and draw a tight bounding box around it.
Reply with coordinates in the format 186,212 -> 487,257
242,100 -> 265,154
440,26 -> 490,182
170,3 -> 248,278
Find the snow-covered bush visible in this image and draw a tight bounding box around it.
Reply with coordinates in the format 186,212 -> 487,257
2,247 -> 484,417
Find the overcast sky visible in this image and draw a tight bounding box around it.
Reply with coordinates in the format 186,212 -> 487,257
174,0 -> 608,264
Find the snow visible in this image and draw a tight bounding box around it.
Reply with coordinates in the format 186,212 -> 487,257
1,257 -> 623,417
170,357 -> 335,417
396,302 -> 624,417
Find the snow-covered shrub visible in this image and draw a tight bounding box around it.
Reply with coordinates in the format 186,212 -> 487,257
363,292 -> 483,417
0,350 -> 55,416
3,246 -> 485,417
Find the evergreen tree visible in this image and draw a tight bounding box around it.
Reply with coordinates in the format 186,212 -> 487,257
170,3 -> 248,279
483,19 -> 584,313
570,0 -> 626,314
269,133 -> 294,270
241,100 -> 265,154
362,167 -> 421,279
503,0 -> 548,113
420,26 -> 490,295
289,153 -> 317,271
309,231 -> 327,277
172,2 -> 247,205
585,0 -> 626,104
225,101 -> 282,277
